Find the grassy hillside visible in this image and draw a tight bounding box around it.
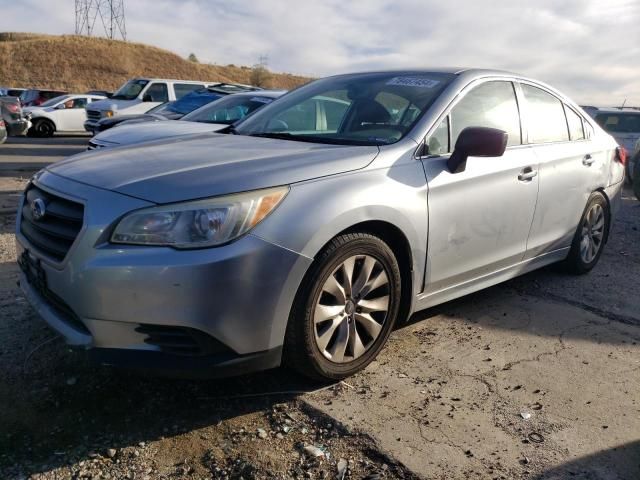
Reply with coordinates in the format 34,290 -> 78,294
0,32 -> 310,92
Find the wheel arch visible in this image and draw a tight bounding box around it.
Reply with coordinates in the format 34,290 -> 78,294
339,220 -> 415,326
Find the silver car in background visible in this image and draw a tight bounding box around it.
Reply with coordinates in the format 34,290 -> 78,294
16,69 -> 625,380
87,90 -> 286,150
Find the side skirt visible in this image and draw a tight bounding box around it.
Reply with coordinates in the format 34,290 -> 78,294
414,247 -> 569,311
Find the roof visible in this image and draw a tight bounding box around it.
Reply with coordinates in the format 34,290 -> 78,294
230,90 -> 287,98
588,107 -> 640,115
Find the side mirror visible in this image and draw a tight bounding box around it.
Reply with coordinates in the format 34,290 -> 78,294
142,94 -> 153,102
447,127 -> 508,174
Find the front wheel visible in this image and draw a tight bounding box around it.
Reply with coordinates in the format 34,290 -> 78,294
31,119 -> 55,138
284,233 -> 402,381
562,192 -> 610,275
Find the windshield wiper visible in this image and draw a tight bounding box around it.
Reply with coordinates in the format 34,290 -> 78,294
248,132 -> 297,140
249,132 -> 380,146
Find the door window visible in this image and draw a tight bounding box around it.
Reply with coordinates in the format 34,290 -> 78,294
565,106 -> 585,140
145,83 -> 169,102
174,83 -> 204,99
522,84 -> 569,143
451,81 -> 522,147
71,98 -> 88,109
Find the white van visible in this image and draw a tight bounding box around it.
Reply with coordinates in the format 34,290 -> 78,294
84,78 -> 211,133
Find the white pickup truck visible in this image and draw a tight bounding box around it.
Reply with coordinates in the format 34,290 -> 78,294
84,78 -> 212,133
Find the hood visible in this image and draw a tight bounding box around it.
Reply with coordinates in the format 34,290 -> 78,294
23,106 -> 47,114
93,120 -> 226,145
47,133 -> 379,203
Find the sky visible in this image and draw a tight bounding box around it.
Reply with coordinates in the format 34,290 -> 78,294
0,0 -> 638,106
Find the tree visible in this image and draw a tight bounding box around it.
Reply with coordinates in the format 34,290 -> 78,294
188,53 -> 199,63
250,63 -> 272,88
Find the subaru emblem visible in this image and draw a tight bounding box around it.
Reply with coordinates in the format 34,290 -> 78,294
30,198 -> 46,221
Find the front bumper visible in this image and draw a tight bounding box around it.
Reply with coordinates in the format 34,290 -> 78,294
84,120 -> 101,134
16,171 -> 313,376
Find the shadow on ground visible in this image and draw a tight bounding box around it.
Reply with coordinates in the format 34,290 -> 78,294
534,440 -> 640,479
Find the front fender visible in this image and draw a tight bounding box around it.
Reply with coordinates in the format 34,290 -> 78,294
252,162 -> 429,301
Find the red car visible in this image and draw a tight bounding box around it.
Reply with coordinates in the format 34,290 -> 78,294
19,89 -> 67,107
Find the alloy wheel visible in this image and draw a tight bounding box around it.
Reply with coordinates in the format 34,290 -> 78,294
313,254 -> 391,363
579,203 -> 605,263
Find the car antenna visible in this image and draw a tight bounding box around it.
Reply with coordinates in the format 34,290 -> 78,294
620,98 -> 627,110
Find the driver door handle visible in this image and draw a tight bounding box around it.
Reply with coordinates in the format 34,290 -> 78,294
518,167 -> 538,182
583,154 -> 595,166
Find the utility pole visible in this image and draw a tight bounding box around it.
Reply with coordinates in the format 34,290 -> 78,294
75,0 -> 127,41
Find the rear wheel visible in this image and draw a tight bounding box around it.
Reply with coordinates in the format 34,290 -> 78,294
562,192 -> 610,274
31,119 -> 55,138
284,233 -> 402,381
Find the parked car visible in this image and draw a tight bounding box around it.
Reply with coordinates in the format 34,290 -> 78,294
88,90 -> 287,149
0,87 -> 26,97
16,69 -> 625,380
88,84 -> 259,134
19,89 -> 68,107
23,94 -> 106,137
591,108 -> 640,183
0,96 -> 31,137
83,79 -> 253,132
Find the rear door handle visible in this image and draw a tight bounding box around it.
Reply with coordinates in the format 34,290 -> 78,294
518,167 -> 538,182
583,154 -> 595,166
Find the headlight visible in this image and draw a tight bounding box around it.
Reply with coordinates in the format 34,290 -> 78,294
111,186 -> 289,248
104,110 -> 115,118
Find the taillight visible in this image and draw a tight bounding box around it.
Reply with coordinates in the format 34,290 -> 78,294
615,146 -> 627,165
0,120 -> 5,127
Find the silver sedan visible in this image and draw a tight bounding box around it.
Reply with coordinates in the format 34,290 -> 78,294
16,69 -> 625,380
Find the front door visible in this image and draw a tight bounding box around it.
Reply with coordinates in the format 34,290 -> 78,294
420,80 -> 539,294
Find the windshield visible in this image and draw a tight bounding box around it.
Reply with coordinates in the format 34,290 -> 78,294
40,95 -> 71,108
111,79 -> 149,100
164,90 -> 224,115
595,113 -> 640,134
183,94 -> 278,124
235,72 -> 454,145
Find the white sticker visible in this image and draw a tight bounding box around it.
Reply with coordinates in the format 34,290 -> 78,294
386,76 -> 441,88
250,97 -> 273,104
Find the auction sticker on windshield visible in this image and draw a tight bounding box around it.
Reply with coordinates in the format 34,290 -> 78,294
386,77 -> 441,88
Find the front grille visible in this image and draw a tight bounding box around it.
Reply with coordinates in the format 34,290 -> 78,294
135,324 -> 233,357
86,109 -> 101,122
20,185 -> 84,262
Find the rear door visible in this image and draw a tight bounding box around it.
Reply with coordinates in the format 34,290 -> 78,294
521,83 -> 603,258
421,80 -> 539,293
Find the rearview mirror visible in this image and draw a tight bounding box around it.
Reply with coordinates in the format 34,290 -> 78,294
447,127 -> 508,174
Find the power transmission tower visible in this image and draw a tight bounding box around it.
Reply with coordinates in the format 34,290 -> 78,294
75,0 -> 127,41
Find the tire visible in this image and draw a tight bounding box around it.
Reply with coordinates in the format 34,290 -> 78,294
562,192 -> 610,275
284,233 -> 402,381
31,119 -> 55,138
